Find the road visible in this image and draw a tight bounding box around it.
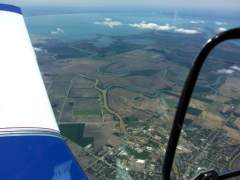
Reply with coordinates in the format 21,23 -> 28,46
57,77 -> 75,122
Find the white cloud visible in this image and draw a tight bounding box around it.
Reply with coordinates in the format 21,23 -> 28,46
51,28 -> 64,35
217,27 -> 227,33
190,20 -> 205,24
230,65 -> 240,71
174,28 -> 200,34
33,47 -> 48,53
129,21 -> 176,31
95,19 -> 201,35
94,18 -> 123,28
215,21 -> 228,25
216,65 -> 240,75
34,47 -> 43,52
217,68 -> 234,74
129,21 -> 200,34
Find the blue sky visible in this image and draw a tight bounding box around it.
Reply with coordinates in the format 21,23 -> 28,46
1,0 -> 240,10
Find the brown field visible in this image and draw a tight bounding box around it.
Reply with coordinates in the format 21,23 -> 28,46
223,126 -> 240,143
83,121 -> 123,151
69,88 -> 98,98
192,110 -> 240,144
108,88 -> 137,117
189,98 -> 208,111
66,139 -> 96,168
108,88 -> 164,120
104,50 -> 167,73
234,118 -> 240,129
195,111 -> 224,129
220,77 -> 240,98
72,77 -> 95,88
73,98 -> 101,116
206,94 -> 230,103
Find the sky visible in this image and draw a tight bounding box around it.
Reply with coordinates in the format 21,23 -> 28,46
1,0 -> 240,10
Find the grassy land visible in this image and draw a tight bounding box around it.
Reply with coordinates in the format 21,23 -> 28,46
59,123 -> 93,147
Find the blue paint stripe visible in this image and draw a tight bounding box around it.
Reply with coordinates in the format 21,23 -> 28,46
0,135 -> 88,179
0,4 -> 22,14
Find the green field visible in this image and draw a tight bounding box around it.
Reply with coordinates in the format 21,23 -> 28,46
59,123 -> 93,147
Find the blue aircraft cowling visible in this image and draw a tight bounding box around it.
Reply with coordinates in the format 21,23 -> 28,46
0,134 -> 88,180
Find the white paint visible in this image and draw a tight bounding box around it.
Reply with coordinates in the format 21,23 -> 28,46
0,10 -> 59,132
52,160 -> 72,180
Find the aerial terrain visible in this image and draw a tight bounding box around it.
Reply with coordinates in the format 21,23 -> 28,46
25,8 -> 240,179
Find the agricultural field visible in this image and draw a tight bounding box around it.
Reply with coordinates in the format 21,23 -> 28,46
34,28 -> 240,179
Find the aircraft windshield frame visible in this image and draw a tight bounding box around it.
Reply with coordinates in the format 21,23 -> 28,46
162,28 -> 240,180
